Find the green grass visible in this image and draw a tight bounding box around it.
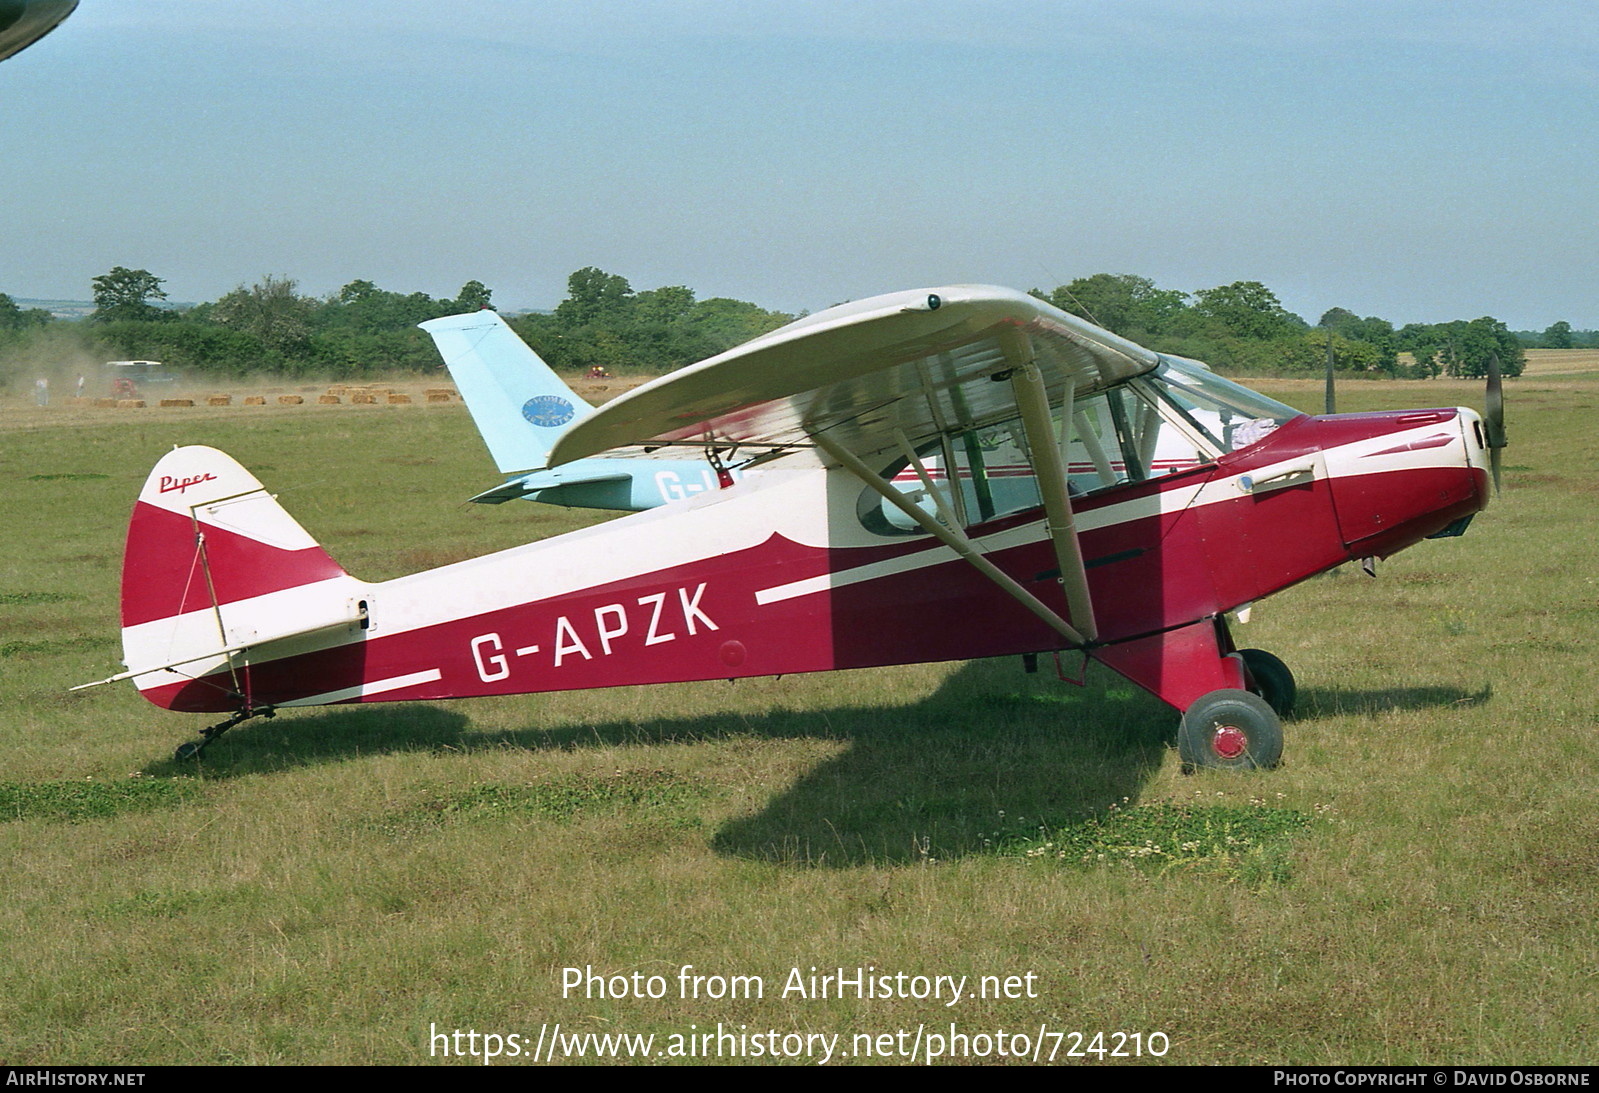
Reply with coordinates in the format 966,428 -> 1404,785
1,378 -> 1596,1064
0,777 -> 199,823
997,798 -> 1315,884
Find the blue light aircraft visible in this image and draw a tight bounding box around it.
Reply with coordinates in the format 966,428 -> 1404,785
421,311 -> 736,511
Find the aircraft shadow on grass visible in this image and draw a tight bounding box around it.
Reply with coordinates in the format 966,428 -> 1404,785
142,662 -> 1490,867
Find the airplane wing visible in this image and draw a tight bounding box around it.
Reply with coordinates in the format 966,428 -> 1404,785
0,0 -> 76,62
546,285 -> 1158,468
549,285 -> 1160,650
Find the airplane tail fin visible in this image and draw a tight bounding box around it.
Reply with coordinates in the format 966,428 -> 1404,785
113,446 -> 367,711
420,311 -> 596,474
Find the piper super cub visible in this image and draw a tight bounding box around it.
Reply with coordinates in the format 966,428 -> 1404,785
81,286 -> 1497,769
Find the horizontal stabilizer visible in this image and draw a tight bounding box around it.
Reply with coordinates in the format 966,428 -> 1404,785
469,469 -> 632,505
75,598 -> 366,690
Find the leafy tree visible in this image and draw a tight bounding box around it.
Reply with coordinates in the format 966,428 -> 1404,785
555,267 -> 634,328
337,279 -> 379,305
320,280 -> 457,336
512,268 -> 792,374
1189,281 -> 1304,340
635,285 -> 696,326
90,319 -> 268,376
1034,274 -> 1188,337
91,266 -> 170,323
687,296 -> 791,348
1398,318 -> 1524,379
1282,329 -> 1387,374
1317,308 -> 1397,373
213,275 -> 316,356
0,292 -> 50,332
1542,320 -> 1573,349
453,280 -> 493,313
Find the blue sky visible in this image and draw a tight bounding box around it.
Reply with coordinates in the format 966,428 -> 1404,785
3,1 -> 1594,329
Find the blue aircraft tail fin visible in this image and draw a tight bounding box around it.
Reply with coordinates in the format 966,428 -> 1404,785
420,311 -> 595,474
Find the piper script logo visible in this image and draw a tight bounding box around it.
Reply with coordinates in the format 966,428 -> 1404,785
159,472 -> 218,494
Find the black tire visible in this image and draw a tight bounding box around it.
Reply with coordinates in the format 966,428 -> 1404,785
1179,689 -> 1283,772
1238,648 -> 1296,718
174,740 -> 205,762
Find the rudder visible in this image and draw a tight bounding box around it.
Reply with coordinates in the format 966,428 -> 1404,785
420,310 -> 595,474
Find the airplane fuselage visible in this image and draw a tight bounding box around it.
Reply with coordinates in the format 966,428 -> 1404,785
127,406 -> 1488,715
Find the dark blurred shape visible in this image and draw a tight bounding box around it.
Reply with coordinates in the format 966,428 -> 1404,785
0,0 -> 77,63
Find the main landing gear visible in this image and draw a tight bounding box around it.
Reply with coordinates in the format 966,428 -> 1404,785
1179,648 -> 1296,772
1179,688 -> 1283,772
1092,619 -> 1297,771
173,706 -> 275,762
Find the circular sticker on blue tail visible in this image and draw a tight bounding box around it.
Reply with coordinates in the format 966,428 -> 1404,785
522,395 -> 575,427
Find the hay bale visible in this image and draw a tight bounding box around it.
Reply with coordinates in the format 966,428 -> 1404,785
116,399 -> 145,409
350,393 -> 376,404
277,395 -> 304,405
317,394 -> 341,405
243,396 -> 266,405
387,393 -> 412,405
326,385 -> 347,396
425,392 -> 452,403
159,398 -> 194,408
94,398 -> 117,408
207,396 -> 231,407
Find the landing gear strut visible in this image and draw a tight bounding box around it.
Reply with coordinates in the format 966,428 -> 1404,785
174,706 -> 275,761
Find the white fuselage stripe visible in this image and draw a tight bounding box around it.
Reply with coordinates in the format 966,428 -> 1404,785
278,668 -> 442,707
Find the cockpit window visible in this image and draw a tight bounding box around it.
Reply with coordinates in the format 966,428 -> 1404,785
859,424 -> 1043,535
1143,356 -> 1302,454
856,358 -> 1302,537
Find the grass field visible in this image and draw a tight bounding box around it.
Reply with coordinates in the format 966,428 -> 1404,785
1,364 -> 1595,1065
1523,348 -> 1599,376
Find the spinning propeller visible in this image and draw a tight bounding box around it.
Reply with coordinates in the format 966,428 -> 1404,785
1484,353 -> 1507,492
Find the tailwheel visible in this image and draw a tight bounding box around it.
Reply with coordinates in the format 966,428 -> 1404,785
1237,648 -> 1296,718
1179,689 -> 1283,772
173,706 -> 275,762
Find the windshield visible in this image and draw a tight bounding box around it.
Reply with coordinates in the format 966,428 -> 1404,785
1143,356 -> 1303,454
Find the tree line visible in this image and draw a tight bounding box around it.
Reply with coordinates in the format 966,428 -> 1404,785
0,265 -> 1562,383
0,266 -> 795,381
1032,273 -> 1531,380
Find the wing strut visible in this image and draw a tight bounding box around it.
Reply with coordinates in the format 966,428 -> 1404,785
810,431 -> 1091,648
1003,332 -> 1099,643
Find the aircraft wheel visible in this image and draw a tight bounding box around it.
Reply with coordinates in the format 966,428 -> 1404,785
1238,648 -> 1296,718
174,740 -> 205,762
1179,689 -> 1283,772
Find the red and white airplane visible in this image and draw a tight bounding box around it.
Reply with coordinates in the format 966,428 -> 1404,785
81,286 -> 1496,769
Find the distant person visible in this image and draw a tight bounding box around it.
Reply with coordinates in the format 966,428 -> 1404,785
34,377 -> 47,406
586,365 -> 611,379
76,375 -> 85,398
